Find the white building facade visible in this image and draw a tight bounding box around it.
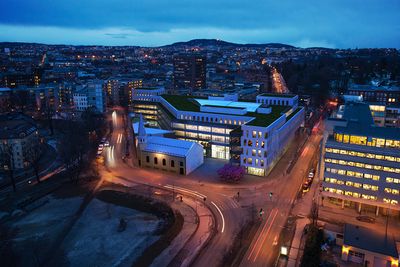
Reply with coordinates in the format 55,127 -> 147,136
133,92 -> 305,177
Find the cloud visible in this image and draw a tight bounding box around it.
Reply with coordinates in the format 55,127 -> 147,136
0,0 -> 399,47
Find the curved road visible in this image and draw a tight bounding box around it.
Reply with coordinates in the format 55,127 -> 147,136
102,109 -> 323,267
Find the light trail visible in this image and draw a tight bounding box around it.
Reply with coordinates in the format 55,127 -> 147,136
253,209 -> 279,262
247,210 -> 274,260
117,133 -> 123,144
164,185 -> 207,199
211,201 -> 225,233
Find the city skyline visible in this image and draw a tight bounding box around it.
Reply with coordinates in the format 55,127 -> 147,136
1,0 -> 400,48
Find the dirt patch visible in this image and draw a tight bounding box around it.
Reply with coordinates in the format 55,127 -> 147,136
96,190 -> 184,267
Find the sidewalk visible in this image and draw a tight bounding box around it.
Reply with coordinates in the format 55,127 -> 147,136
318,200 -> 400,239
287,217 -> 309,267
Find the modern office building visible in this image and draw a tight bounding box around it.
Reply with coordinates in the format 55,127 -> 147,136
0,113 -> 39,170
321,102 -> 400,215
73,80 -> 106,113
132,90 -> 304,176
173,53 -> 206,91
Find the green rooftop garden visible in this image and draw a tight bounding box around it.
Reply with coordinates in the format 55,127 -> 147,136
161,95 -> 200,111
246,105 -> 288,127
286,107 -> 303,122
161,94 -> 295,127
260,93 -> 296,98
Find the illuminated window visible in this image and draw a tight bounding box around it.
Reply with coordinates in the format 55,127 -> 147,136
343,135 -> 349,143
345,181 -> 354,187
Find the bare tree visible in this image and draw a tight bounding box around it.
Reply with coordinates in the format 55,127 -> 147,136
43,100 -> 54,136
310,200 -> 319,226
0,143 -> 16,192
25,142 -> 43,183
58,118 -> 88,183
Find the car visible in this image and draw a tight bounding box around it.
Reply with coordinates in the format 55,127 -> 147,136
97,150 -> 102,156
104,141 -> 110,147
308,168 -> 315,178
302,184 -> 310,193
101,137 -> 107,143
356,215 -> 375,223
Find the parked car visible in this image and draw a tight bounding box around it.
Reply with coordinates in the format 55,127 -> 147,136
302,182 -> 310,193
104,141 -> 110,147
308,168 -> 315,178
356,215 -> 375,223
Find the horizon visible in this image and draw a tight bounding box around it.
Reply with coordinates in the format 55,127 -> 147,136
1,38 -> 399,50
0,0 -> 399,48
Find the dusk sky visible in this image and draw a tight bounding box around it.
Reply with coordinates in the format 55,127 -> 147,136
0,0 -> 399,48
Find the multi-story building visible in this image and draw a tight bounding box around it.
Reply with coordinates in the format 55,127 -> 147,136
106,77 -> 143,106
0,88 -> 11,113
0,113 -> 39,170
73,80 -> 106,113
347,85 -> 400,106
321,102 -> 400,215
173,53 -> 206,91
133,91 -> 304,176
343,95 -> 400,128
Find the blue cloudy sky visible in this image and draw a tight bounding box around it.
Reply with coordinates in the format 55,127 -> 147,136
0,0 -> 399,48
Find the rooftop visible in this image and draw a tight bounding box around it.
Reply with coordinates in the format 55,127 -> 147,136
344,224 -> 398,258
259,93 -> 297,98
286,107 -> 303,122
334,102 -> 400,140
348,85 -> 400,92
195,99 -> 261,112
161,94 -> 291,127
0,113 -> 37,139
143,136 -> 198,157
246,105 -> 288,127
161,95 -> 200,112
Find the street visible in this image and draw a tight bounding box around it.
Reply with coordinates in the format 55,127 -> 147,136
100,109 -> 323,267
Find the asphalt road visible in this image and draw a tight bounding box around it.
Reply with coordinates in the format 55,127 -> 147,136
101,108 -> 323,267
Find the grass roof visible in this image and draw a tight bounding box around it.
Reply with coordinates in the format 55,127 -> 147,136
161,95 -> 200,111
286,107 -> 303,122
161,94 -> 293,127
246,105 -> 288,126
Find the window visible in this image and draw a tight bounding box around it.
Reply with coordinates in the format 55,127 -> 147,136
180,161 -> 183,166
162,159 -> 166,166
154,157 -> 158,164
171,160 -> 175,167
146,156 -> 149,163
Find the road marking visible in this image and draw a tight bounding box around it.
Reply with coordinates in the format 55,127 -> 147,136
247,210 -> 274,261
117,133 -> 123,144
164,185 -> 207,199
211,201 -> 225,233
253,209 -> 279,262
